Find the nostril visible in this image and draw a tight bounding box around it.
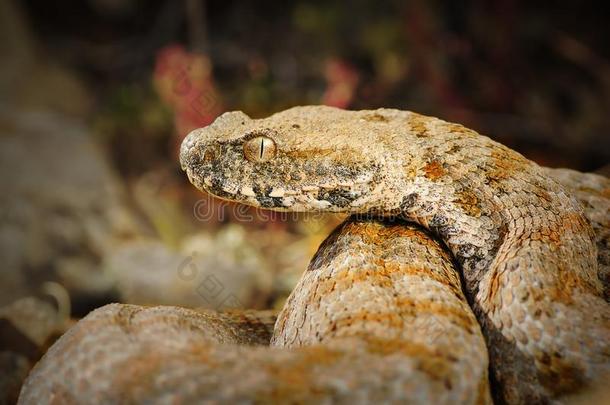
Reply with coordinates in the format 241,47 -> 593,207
203,147 -> 217,162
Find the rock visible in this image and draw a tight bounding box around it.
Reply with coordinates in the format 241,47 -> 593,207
0,109 -> 144,307
0,295 -> 68,405
104,225 -> 272,309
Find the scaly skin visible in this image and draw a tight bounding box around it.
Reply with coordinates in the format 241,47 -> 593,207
543,167 -> 610,299
19,219 -> 491,404
180,106 -> 610,403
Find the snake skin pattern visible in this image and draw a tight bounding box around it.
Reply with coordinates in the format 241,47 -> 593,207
18,107 -> 609,404
542,167 -> 610,300
20,219 -> 491,404
179,106 -> 609,403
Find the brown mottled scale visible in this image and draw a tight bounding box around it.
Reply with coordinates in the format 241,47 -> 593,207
544,167 -> 610,299
19,219 -> 491,404
179,106 -> 610,403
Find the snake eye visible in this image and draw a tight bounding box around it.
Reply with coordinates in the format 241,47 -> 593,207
243,136 -> 277,162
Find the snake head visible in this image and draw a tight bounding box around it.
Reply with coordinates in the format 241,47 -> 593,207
180,106 -> 383,212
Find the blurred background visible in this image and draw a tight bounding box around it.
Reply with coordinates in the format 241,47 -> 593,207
1,0 -> 609,401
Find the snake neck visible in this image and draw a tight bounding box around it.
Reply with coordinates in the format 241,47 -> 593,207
376,144 -> 601,303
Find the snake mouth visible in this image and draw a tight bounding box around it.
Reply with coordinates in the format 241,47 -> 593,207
188,168 -> 376,212
184,150 -> 382,212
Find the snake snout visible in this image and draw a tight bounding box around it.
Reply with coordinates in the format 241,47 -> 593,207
180,128 -> 209,171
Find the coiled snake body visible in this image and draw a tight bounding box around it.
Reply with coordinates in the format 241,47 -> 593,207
19,107 -> 609,404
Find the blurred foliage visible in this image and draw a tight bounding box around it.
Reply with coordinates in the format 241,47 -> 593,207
95,85 -> 170,137
92,84 -> 172,175
20,0 -> 610,172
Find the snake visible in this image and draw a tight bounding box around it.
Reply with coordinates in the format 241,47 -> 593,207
19,106 -> 609,404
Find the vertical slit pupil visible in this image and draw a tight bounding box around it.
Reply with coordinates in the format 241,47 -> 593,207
259,138 -> 264,158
